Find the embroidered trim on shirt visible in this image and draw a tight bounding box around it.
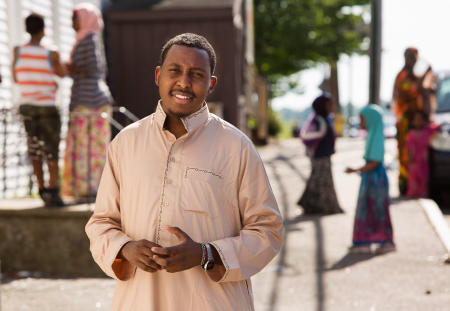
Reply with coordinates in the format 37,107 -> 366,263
156,145 -> 174,244
185,167 -> 223,179
183,104 -> 207,121
181,105 -> 208,131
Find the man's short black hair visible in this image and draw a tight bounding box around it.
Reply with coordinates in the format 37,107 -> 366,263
159,33 -> 216,75
25,13 -> 44,35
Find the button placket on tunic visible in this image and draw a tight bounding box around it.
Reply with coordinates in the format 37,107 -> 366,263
156,130 -> 185,245
156,142 -> 174,244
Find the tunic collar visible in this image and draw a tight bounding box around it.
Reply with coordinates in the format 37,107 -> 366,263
154,100 -> 210,134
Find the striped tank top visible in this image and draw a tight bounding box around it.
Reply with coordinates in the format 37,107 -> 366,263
14,44 -> 57,106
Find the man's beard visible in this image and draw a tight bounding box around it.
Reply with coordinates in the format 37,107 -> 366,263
166,108 -> 191,119
161,100 -> 205,119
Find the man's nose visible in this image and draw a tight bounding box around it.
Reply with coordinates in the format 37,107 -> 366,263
177,73 -> 191,88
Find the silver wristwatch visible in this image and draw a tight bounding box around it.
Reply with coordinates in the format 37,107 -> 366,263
203,243 -> 215,270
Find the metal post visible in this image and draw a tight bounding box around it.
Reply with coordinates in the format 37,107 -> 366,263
2,110 -> 7,196
71,116 -> 78,199
369,0 -> 382,105
87,115 -> 92,203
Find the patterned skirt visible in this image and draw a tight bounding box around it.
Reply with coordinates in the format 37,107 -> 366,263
297,156 -> 343,215
352,163 -> 393,245
61,105 -> 111,198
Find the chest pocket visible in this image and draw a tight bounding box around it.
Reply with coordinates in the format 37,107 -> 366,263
181,166 -> 224,218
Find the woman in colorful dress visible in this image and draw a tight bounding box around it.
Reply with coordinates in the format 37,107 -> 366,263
345,105 -> 395,254
62,3 -> 113,202
391,47 -> 435,195
297,94 -> 343,215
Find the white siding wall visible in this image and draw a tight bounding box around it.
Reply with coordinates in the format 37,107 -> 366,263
1,0 -> 13,107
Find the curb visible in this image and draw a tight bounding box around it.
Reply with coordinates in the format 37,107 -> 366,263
419,198 -> 450,263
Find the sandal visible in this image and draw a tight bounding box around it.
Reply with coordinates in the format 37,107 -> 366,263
375,242 -> 396,254
348,245 -> 371,254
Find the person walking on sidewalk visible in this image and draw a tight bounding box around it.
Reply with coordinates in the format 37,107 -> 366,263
85,33 -> 283,311
297,94 -> 343,215
345,104 -> 395,254
61,3 -> 113,202
12,13 -> 66,207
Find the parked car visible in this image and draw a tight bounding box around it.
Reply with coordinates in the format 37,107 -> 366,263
429,71 -> 450,208
383,113 -> 397,139
343,111 -> 396,139
344,115 -> 362,138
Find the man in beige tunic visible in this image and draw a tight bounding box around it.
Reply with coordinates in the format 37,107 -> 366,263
86,33 -> 283,311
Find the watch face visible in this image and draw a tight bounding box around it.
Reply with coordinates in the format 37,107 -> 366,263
203,261 -> 214,270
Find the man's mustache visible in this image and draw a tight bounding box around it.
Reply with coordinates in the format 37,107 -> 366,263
170,89 -> 195,98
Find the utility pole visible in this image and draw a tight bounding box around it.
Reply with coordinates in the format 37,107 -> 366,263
369,0 -> 382,105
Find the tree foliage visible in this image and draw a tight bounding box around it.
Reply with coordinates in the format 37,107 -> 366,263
254,0 -> 370,93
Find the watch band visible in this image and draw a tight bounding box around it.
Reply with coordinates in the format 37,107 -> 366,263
200,243 -> 206,266
203,243 -> 215,270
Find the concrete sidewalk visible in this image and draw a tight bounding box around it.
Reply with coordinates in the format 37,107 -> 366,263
1,138 -> 449,311
253,138 -> 450,311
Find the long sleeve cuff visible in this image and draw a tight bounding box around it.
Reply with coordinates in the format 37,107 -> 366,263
209,229 -> 282,283
98,234 -> 135,280
209,239 -> 248,283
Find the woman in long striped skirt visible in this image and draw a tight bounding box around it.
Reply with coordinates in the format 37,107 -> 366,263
62,3 -> 113,202
297,94 -> 343,215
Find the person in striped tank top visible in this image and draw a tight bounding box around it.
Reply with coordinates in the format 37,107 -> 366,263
12,13 -> 67,207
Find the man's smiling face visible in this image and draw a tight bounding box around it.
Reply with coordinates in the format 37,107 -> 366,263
155,44 -> 217,118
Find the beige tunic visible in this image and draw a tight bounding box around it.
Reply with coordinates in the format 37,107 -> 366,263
86,103 -> 283,311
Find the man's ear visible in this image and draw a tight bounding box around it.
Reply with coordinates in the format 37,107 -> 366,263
208,76 -> 217,94
155,66 -> 161,86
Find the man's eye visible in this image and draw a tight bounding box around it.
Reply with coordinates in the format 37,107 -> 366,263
192,72 -> 203,78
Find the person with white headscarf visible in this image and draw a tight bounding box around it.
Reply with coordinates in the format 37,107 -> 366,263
61,3 -> 113,202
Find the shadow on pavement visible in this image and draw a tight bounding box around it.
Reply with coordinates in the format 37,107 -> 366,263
326,253 -> 377,271
272,154 -> 308,182
265,160 -> 291,311
313,217 -> 325,311
389,196 -> 418,205
266,155 -> 325,311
